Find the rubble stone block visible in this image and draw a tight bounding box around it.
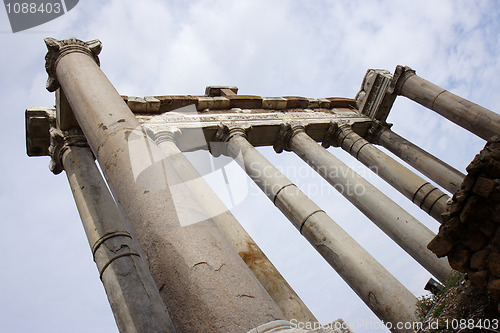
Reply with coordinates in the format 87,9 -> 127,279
448,248 -> 471,272
479,220 -> 497,238
440,217 -> 465,242
463,228 -> 488,252
473,177 -> 496,198
468,270 -> 489,290
427,235 -> 453,257
460,174 -> 477,192
470,249 -> 491,271
485,157 -> 500,178
488,279 -> 500,301
466,155 -> 484,175
488,252 -> 500,278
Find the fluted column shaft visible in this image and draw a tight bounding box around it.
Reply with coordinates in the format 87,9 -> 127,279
153,128 -> 316,324
44,38 -> 284,332
216,125 -> 418,331
375,127 -> 464,194
282,126 -> 451,283
331,124 -> 450,222
395,67 -> 500,141
60,140 -> 176,333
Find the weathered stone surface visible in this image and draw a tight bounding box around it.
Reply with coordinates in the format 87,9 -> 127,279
466,155 -> 484,175
487,149 -> 500,162
468,270 -> 489,290
427,235 -> 453,257
485,157 -> 500,178
459,196 -> 478,223
448,249 -> 471,272
470,249 -> 491,271
488,252 -> 500,278
460,196 -> 491,223
493,206 -> 500,224
439,217 -> 465,242
480,220 -> 497,238
488,279 -> 500,301
460,174 -> 476,192
283,96 -> 309,109
491,229 -> 500,245
473,177 -> 497,198
463,228 -> 488,252
491,186 -> 500,202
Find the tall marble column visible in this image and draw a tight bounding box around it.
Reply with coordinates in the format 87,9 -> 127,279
325,122 -> 450,222
49,128 -> 176,333
370,125 -> 464,195
275,123 -> 452,283
214,124 -> 418,331
44,37 -> 284,332
393,65 -> 500,141
152,127 -> 317,324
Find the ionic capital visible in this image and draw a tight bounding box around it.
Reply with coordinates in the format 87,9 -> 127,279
151,126 -> 182,145
273,121 -> 306,153
214,123 -> 251,142
49,127 -> 88,174
44,37 -> 102,92
365,120 -> 393,144
388,65 -> 416,95
322,121 -> 350,148
211,123 -> 251,156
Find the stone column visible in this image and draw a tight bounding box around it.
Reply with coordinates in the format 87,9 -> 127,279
275,123 -> 452,283
44,37 -> 284,332
325,122 -> 450,222
214,124 -> 418,331
392,65 -> 500,141
49,128 -> 176,333
373,125 -> 465,194
152,127 -> 317,324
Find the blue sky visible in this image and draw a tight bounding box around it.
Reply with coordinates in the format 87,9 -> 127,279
1,1 -> 499,332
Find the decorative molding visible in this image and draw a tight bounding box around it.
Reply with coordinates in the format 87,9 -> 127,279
364,120 -> 393,144
49,127 -> 88,174
355,69 -> 396,122
214,123 -> 251,142
44,37 -> 102,92
273,121 -> 306,153
211,123 -> 251,156
322,120 -> 350,148
153,126 -> 182,145
389,65 -> 416,95
25,107 -> 56,156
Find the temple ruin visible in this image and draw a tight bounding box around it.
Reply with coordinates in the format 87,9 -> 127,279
25,38 -> 500,333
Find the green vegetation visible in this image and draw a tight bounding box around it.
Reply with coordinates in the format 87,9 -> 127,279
415,272 -> 466,321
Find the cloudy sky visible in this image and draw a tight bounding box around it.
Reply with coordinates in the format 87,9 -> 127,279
1,1 -> 499,332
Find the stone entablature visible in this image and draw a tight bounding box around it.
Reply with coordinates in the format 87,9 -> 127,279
25,91 -> 370,157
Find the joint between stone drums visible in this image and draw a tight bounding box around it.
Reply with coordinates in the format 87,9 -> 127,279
412,182 -> 430,204
299,209 -> 325,234
426,193 -> 448,216
99,252 -> 141,280
272,183 -> 297,205
92,231 -> 133,258
418,186 -> 439,210
354,141 -> 371,160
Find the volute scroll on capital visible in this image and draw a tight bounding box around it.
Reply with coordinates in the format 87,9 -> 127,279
365,120 -> 393,144
211,122 -> 251,157
214,122 -> 252,142
388,65 -> 416,95
44,37 -> 102,92
49,127 -> 89,175
148,126 -> 182,145
273,121 -> 307,154
321,120 -> 351,148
